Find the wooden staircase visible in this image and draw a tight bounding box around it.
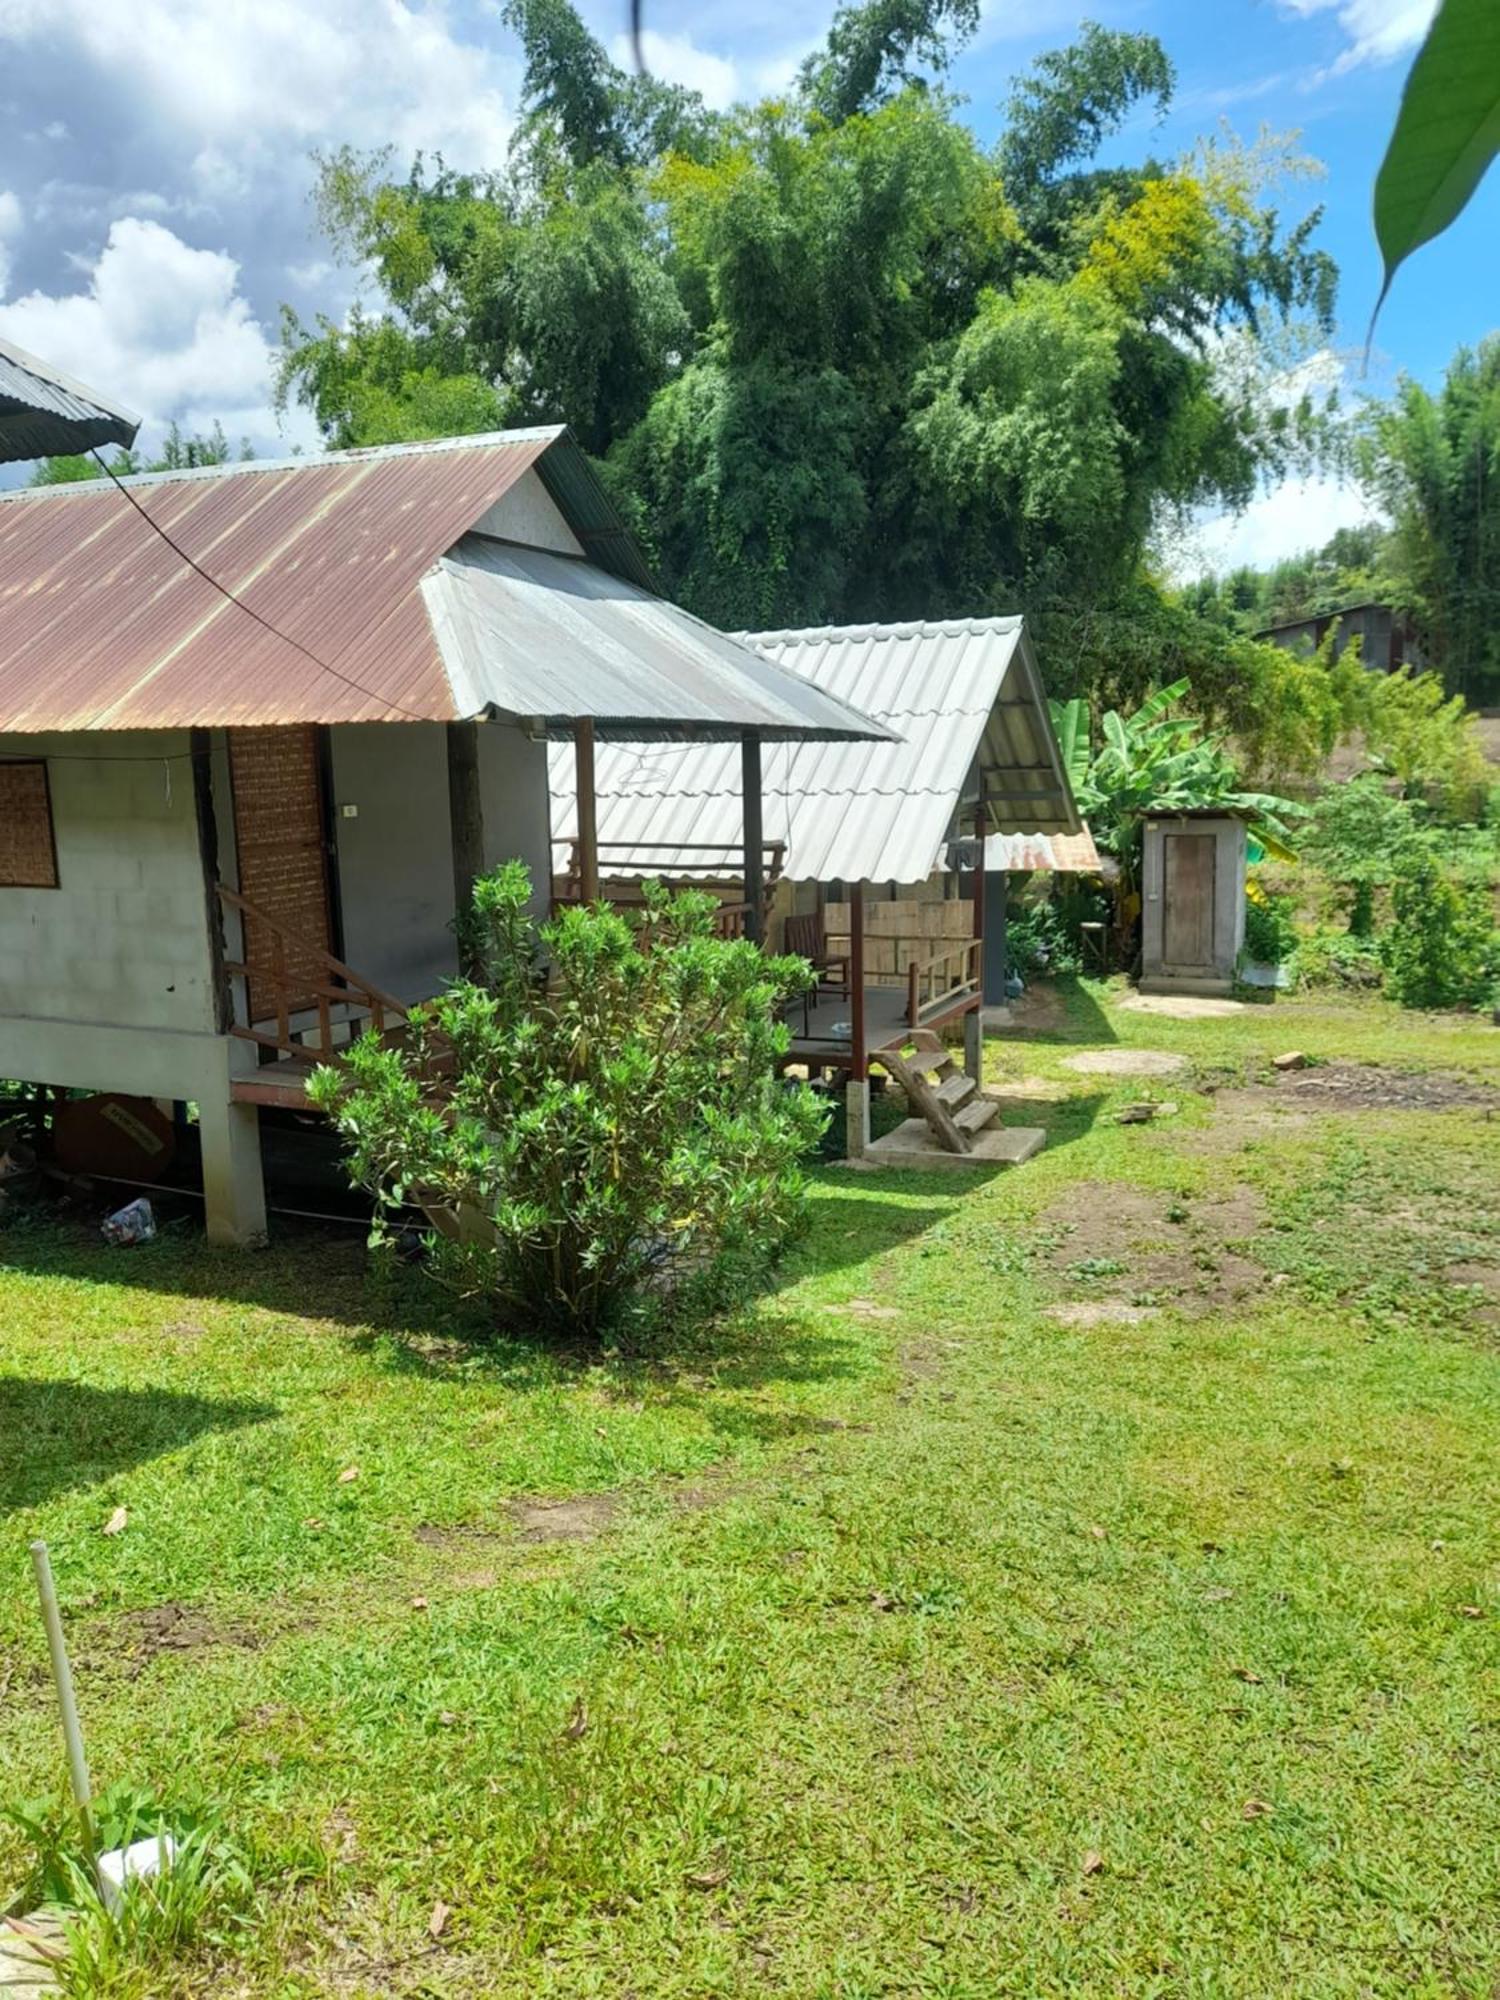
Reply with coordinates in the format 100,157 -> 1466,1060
876,1030 -> 1004,1154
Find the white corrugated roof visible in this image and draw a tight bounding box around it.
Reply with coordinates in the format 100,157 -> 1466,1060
549,616 -> 1081,885
425,541 -> 895,741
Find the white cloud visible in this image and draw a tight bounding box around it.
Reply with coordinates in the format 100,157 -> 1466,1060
1280,0 -> 1438,71
0,0 -> 512,174
611,27 -> 742,110
0,190 -> 21,299
0,216 -> 313,455
1168,476 -> 1377,580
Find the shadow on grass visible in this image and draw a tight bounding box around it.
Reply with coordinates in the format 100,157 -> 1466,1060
0,1207 -> 881,1405
0,1377 -> 276,1513
997,975 -> 1119,1046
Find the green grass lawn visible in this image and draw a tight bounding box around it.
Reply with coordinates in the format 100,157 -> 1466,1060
2,982 -> 1498,1996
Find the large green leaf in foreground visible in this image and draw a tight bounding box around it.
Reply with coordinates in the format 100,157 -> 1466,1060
1374,0 -> 1500,315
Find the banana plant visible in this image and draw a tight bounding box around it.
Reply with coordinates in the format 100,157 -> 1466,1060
1049,682 -> 1304,946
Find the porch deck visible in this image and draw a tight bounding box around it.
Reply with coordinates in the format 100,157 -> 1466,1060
784,979 -> 979,1072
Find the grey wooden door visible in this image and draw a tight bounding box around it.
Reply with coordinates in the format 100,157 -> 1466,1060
1162,832 -> 1215,971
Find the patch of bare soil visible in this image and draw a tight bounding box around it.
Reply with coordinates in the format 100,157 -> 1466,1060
110,1601 -> 263,1669
1183,1097 -> 1317,1153
1445,1262 -> 1500,1326
1061,1048 -> 1186,1077
1037,1180 -> 1268,1318
1269,1062 -> 1499,1112
987,1077 -> 1071,1102
1116,993 -> 1245,1020
508,1492 -> 620,1542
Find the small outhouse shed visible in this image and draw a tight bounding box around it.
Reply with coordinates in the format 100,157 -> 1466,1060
1139,810 -> 1247,996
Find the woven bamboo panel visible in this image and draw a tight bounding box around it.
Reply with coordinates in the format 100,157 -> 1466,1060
0,761 -> 58,887
228,727 -> 331,1020
823,899 -> 973,976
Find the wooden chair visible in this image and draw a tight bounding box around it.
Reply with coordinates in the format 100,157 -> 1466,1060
783,910 -> 851,1033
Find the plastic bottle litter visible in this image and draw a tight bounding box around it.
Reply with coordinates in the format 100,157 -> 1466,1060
101,1197 -> 156,1246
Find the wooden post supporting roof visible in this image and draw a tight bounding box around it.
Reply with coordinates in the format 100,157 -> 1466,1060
741,730 -> 764,946
575,717 -> 599,903
446,720 -> 484,974
849,880 -> 867,1082
972,797 -> 986,949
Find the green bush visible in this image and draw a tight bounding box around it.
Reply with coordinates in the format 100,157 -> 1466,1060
1293,925 -> 1385,990
1381,855 -> 1499,1010
310,864 -> 826,1337
1242,890 -> 1299,967
1005,898 -> 1082,978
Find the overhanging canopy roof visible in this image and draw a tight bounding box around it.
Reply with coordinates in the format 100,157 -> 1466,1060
0,429 -> 886,742
424,538 -> 894,742
0,336 -> 140,464
550,615 -> 1083,884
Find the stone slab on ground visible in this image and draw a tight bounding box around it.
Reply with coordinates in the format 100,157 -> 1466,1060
1047,1302 -> 1160,1327
859,1118 -> 1046,1170
1116,993 -> 1244,1020
0,1914 -> 65,1995
1061,1048 -> 1186,1077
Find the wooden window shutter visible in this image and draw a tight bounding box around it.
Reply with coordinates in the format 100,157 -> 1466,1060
0,761 -> 59,888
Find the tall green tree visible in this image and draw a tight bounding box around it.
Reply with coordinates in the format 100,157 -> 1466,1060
279,0 -> 1337,643
1360,335 -> 1500,704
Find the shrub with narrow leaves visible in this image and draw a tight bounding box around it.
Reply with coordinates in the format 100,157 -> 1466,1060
310,864 -> 825,1336
1381,855 -> 1499,1010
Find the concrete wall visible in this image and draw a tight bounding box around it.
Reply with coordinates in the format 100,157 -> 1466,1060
0,729 -> 217,1034
328,719 -> 554,1000
1141,816 -> 1246,994
472,470 -> 583,555
478,721 -> 553,917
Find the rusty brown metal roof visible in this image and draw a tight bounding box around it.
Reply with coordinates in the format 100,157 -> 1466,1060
0,430 -> 561,729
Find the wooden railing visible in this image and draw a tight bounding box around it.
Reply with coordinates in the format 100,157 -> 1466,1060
217,884 -> 410,1064
555,839 -> 785,933
906,937 -> 982,1026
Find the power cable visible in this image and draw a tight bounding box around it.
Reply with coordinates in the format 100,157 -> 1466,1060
89,450 -> 436,725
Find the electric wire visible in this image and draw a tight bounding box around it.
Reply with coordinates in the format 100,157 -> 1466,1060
88,449 -> 437,725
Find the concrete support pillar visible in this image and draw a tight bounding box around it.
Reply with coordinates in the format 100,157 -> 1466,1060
844,1077 -> 871,1161
198,1096 -> 268,1248
963,1007 -> 982,1083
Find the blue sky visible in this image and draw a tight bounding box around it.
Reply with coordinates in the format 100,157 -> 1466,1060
0,0 -> 1491,572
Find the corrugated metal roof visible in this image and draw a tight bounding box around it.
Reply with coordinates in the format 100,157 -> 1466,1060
985,828 -> 1101,873
0,429 -> 883,741
0,336 -> 141,463
550,616 -> 1082,885
0,431 -> 557,727
425,539 -> 893,740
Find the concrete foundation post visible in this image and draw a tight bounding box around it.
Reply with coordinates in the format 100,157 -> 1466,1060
844,1078 -> 871,1161
963,1008 -> 982,1083
198,1096 -> 268,1247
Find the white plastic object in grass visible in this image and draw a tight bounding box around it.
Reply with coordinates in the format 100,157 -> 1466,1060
97,1834 -> 178,1915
